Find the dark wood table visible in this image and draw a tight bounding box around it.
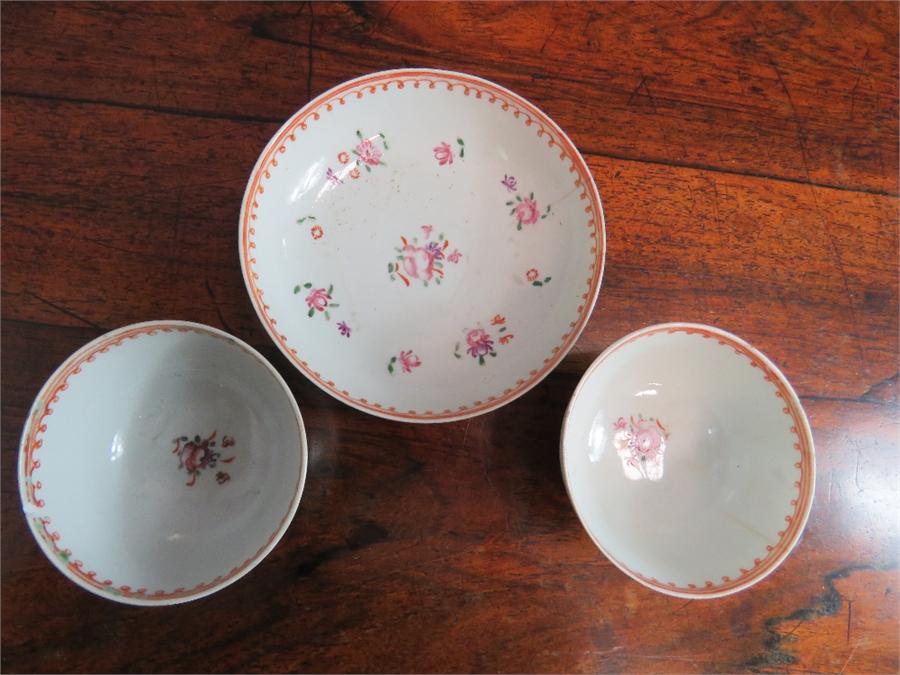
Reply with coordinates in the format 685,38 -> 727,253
3,3 -> 897,673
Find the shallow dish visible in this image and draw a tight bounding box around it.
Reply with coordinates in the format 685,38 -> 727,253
561,323 -> 815,598
240,68 -> 605,422
18,321 -> 307,605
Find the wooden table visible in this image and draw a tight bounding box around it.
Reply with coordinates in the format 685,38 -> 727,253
2,3 -> 897,673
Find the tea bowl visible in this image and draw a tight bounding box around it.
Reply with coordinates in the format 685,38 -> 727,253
560,323 -> 815,598
18,321 -> 307,605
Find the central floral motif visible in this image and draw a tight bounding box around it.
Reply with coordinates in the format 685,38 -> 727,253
613,415 -> 669,481
172,431 -> 234,487
388,226 -> 462,287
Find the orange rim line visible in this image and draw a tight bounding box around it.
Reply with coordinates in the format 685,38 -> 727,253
581,325 -> 813,596
21,324 -> 303,601
241,70 -> 604,420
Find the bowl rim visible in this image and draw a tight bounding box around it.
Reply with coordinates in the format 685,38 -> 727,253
18,320 -> 308,606
559,322 -> 816,599
238,67 -> 607,423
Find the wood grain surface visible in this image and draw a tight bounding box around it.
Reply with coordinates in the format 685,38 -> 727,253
2,2 -> 897,673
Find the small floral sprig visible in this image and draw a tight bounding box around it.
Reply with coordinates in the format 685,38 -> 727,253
294,282 -> 340,320
526,268 -> 552,286
297,215 -> 324,240
454,315 -> 513,365
388,350 -> 421,374
501,174 -> 517,192
434,138 -> 465,166
506,189 -> 552,231
353,129 -> 388,172
337,321 -> 351,338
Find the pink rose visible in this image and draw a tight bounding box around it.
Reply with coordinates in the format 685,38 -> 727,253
633,420 -> 663,457
614,417 -> 627,430
466,328 -> 494,358
399,350 -> 421,373
401,244 -> 435,281
305,288 -> 329,312
515,198 -> 540,226
433,142 -> 454,166
526,268 -> 539,282
355,138 -> 382,166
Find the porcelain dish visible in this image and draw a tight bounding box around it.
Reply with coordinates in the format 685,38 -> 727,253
560,323 -> 815,598
240,68 -> 605,422
18,321 -> 307,605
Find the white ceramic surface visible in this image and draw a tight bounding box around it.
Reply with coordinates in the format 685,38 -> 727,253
240,68 -> 605,422
561,323 -> 815,598
18,321 -> 307,605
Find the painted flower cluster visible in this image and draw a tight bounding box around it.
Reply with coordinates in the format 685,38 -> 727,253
295,282 -> 341,320
171,431 -> 234,487
454,314 -> 514,365
325,129 -> 389,187
388,225 -> 462,287
613,415 -> 669,481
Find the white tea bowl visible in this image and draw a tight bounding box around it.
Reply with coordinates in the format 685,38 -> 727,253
561,323 -> 815,598
18,321 -> 307,605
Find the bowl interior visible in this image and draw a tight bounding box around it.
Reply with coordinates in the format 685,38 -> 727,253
562,325 -> 813,596
243,70 -> 603,421
21,324 -> 305,603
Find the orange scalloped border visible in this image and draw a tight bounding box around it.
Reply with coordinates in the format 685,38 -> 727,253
570,325 -> 814,597
20,324 -> 303,602
240,70 -> 604,421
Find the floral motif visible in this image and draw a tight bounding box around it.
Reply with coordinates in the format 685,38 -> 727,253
337,321 -> 351,338
337,151 -> 351,165
504,181 -> 552,230
454,315 -> 514,365
388,227 -> 461,287
172,431 -> 234,487
293,282 -> 340,320
434,138 -> 465,165
526,268 -> 552,286
326,167 -> 343,185
297,215 -> 324,240
434,142 -> 454,165
613,415 -> 669,481
352,129 -> 388,172
466,329 -> 494,358
388,349 -> 421,374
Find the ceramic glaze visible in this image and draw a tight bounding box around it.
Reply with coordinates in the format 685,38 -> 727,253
240,68 -> 606,422
561,323 -> 815,598
18,321 -> 307,605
